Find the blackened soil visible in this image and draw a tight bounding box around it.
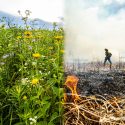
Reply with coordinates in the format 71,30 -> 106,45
65,70 -> 125,97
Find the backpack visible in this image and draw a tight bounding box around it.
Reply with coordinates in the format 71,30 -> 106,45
108,53 -> 112,57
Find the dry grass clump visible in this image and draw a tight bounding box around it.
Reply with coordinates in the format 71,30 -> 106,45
63,94 -> 125,125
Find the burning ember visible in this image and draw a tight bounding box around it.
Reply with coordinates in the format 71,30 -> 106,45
64,75 -> 80,101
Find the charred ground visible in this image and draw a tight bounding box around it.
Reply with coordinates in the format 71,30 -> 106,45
65,69 -> 125,97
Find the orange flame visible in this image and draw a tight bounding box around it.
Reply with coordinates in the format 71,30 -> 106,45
65,75 -> 80,101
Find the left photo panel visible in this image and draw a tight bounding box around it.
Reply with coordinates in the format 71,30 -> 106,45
0,0 -> 64,125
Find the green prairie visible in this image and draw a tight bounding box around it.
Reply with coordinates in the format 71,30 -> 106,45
0,22 -> 64,125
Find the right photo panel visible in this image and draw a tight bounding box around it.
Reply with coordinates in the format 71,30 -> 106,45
64,0 -> 125,124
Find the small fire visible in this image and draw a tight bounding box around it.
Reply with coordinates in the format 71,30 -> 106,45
64,75 -> 80,102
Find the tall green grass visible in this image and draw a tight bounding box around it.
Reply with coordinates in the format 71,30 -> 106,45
0,18 -> 64,125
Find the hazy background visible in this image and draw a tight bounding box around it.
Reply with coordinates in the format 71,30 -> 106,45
64,0 -> 125,63
0,0 -> 64,22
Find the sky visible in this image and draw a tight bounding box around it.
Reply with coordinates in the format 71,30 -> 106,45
0,0 -> 64,22
65,0 -> 125,63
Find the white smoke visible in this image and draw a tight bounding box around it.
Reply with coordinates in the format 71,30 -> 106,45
64,0 -> 125,63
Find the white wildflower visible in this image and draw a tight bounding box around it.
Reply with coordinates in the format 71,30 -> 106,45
34,116 -> 37,119
29,118 -> 32,121
32,62 -> 37,66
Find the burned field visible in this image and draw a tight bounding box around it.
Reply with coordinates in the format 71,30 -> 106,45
76,70 -> 125,96
63,70 -> 125,125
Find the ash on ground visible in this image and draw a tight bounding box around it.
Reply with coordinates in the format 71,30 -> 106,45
65,69 -> 125,97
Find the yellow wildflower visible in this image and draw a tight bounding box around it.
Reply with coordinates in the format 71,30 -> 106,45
24,31 -> 32,38
23,95 -> 27,100
32,53 -> 41,59
54,36 -> 63,41
17,36 -> 21,39
31,78 -> 39,85
60,50 -> 64,53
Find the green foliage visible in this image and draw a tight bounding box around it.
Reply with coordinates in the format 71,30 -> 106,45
0,20 -> 64,125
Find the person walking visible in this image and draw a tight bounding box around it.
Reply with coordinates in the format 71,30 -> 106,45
104,48 -> 112,70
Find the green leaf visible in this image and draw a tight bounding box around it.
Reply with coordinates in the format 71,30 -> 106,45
30,96 -> 39,101
52,86 -> 59,96
14,122 -> 25,125
49,112 -> 59,123
42,96 -> 51,101
17,54 -> 24,61
37,101 -> 51,119
37,121 -> 47,125
41,102 -> 51,117
48,122 -> 55,125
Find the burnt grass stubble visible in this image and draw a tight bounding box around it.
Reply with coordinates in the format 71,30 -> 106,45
65,69 -> 125,98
